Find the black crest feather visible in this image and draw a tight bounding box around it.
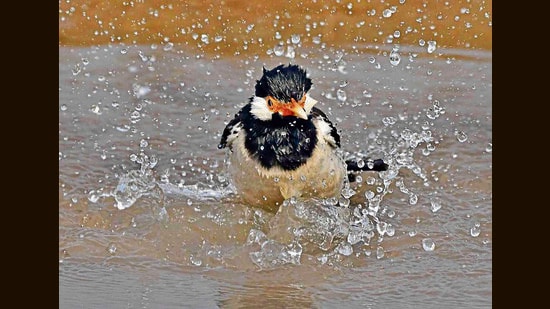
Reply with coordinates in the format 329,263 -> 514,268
255,64 -> 312,102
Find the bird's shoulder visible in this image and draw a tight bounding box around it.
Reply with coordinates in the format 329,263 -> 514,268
218,104 -> 251,149
310,106 -> 341,148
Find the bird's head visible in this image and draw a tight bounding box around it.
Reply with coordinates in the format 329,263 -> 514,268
250,64 -> 318,121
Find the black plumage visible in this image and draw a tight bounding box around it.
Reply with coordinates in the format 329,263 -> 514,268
255,64 -> 312,103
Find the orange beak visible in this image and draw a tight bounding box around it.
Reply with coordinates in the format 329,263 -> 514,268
267,96 -> 308,119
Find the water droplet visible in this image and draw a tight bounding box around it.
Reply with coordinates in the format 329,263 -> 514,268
366,159 -> 374,169
312,36 -> 321,44
426,108 -> 438,120
133,84 -> 151,98
430,197 -> 442,212
338,197 -> 350,207
357,159 -> 365,168
139,139 -> 148,148
107,243 -> 117,255
455,131 -> 468,143
389,50 -> 401,66
291,34 -> 301,44
470,222 -> 481,237
408,193 -> 418,205
285,46 -> 295,58
422,238 -> 436,251
427,41 -> 437,53
138,50 -> 149,62
90,105 -> 102,115
382,116 -> 396,126
386,224 -> 395,236
286,242 -> 302,264
163,42 -> 174,51
190,255 -> 202,266
337,242 -> 353,256
60,104 -> 68,111
71,63 -> 82,76
273,44 -> 285,56
382,9 -> 393,18
485,143 -> 493,153
376,246 -> 385,259
393,30 -> 401,38
88,190 -> 100,203
365,190 -> 375,200
336,89 -> 347,102
418,39 -> 426,47
130,111 -> 141,123
376,221 -> 388,235
149,156 -> 158,168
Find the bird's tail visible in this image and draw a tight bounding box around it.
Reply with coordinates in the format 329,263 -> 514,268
346,158 -> 388,182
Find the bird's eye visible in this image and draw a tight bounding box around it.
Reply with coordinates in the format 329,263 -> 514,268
267,99 -> 273,107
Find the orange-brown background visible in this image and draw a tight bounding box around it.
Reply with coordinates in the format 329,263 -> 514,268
59,0 -> 491,55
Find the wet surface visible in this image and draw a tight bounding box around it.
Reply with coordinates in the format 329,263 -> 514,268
59,42 -> 491,308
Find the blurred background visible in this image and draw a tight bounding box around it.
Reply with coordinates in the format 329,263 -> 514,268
60,0 -> 491,52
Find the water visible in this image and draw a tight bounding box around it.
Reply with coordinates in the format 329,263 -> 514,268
59,44 -> 491,308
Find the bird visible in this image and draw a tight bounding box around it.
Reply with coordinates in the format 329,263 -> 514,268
218,64 -> 387,211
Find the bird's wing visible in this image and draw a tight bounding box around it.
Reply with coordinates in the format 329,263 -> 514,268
218,111 -> 244,149
310,106 -> 340,148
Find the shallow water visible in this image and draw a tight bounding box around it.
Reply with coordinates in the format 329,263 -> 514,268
59,43 -> 491,308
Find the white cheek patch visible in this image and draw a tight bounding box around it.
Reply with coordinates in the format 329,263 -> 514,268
250,96 -> 273,121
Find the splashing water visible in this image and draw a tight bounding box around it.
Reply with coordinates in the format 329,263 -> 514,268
71,45 -> 473,271
112,153 -> 162,210
87,148 -> 233,211
243,149 -> 427,267
248,232 -> 303,269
